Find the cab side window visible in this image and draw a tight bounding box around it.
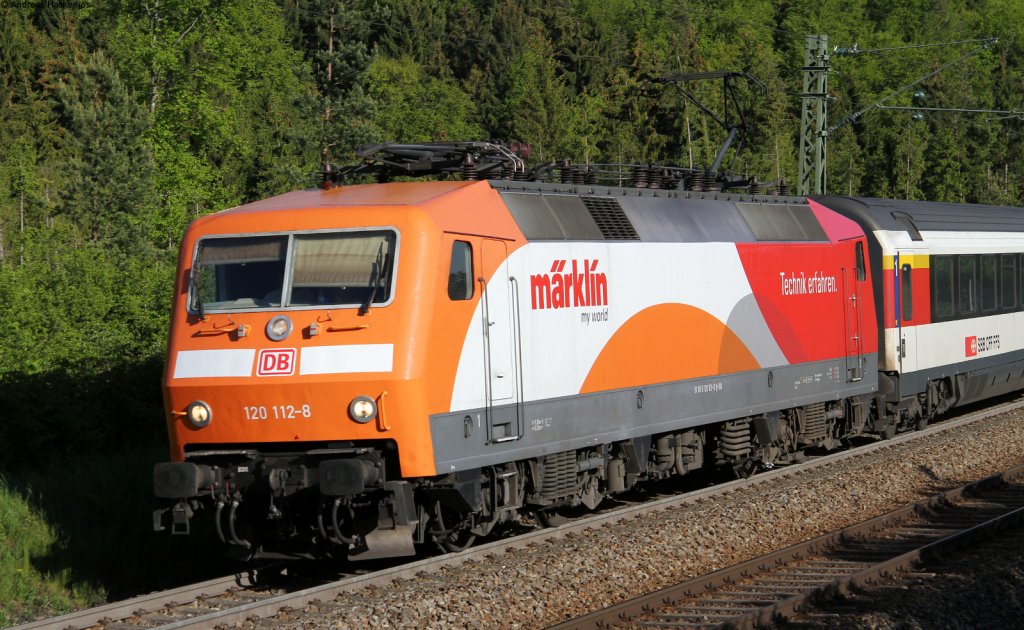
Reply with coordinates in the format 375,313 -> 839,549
448,241 -> 474,300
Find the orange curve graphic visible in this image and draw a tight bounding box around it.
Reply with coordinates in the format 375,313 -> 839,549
580,303 -> 760,393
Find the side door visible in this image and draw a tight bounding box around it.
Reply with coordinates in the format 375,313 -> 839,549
480,238 -> 522,443
843,240 -> 867,381
894,250 -> 918,373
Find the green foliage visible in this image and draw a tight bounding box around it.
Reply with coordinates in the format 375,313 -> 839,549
0,477 -> 99,626
109,0 -> 320,242
282,0 -> 383,164
0,225 -> 170,381
55,50 -> 155,246
501,37 -> 577,160
365,55 -> 484,142
3,0 -> 1024,620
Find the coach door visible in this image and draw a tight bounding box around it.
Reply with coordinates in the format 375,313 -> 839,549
843,241 -> 867,382
894,251 -> 918,373
480,238 -> 522,443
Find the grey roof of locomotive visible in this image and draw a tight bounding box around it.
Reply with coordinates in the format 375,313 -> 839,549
488,180 -> 822,244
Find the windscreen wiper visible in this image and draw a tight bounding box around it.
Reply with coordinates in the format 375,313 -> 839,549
359,243 -> 392,316
191,265 -> 206,319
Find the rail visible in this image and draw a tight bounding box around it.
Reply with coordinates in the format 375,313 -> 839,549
548,460 -> 1024,629
15,396 -> 1024,630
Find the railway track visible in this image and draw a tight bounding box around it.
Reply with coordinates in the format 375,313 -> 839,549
15,396 -> 1024,630
549,460 -> 1024,630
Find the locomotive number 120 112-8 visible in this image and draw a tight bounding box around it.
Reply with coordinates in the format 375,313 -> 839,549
244,404 -> 312,420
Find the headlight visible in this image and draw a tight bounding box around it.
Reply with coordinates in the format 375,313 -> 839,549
266,315 -> 292,341
348,396 -> 377,423
186,400 -> 212,428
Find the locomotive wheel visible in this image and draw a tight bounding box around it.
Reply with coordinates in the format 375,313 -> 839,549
535,508 -> 569,528
732,460 -> 757,479
431,502 -> 477,553
536,502 -> 596,527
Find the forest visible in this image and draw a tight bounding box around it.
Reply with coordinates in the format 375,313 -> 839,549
1,0 -> 1024,623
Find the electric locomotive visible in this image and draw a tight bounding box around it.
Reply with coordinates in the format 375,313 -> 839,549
154,144 -> 890,560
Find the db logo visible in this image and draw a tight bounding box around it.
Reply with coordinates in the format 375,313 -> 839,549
965,336 -> 978,357
257,348 -> 296,376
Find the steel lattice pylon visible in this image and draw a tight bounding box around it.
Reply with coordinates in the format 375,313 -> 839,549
798,35 -> 830,196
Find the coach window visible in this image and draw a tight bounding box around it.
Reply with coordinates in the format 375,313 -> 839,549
1002,254 -> 1017,309
981,254 -> 998,312
1019,254 -> 1024,309
958,255 -> 977,316
448,241 -> 474,300
933,256 -> 954,319
855,242 -> 866,281
901,263 -> 913,321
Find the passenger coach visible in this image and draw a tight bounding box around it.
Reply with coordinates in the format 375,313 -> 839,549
821,197 -> 1024,433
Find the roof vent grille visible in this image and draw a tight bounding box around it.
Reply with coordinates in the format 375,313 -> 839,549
582,197 -> 640,240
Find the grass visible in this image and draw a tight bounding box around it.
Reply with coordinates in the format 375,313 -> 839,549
0,358 -> 236,628
0,477 -> 101,626
0,443 -> 234,628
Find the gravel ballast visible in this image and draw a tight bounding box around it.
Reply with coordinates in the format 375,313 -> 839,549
266,406 -> 1024,629
783,528 -> 1024,628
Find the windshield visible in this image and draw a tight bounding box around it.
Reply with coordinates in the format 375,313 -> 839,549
190,230 -> 397,312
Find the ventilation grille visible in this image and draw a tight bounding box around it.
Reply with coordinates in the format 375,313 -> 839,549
582,197 -> 640,240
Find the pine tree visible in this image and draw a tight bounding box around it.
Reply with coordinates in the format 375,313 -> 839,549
55,50 -> 155,247
282,0 -> 381,164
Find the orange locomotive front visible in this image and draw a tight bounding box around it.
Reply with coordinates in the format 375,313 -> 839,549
154,181 -> 525,560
